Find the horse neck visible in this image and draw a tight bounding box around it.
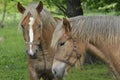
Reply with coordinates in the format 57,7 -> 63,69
87,43 -> 109,63
41,17 -> 59,47
42,18 -> 57,48
76,40 -> 86,55
76,38 -> 109,64
42,24 -> 55,46
40,24 -> 55,59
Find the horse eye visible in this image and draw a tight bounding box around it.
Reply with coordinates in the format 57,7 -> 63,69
59,42 -> 65,46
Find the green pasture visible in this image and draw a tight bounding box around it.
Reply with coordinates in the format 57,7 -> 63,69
0,20 -> 28,80
0,15 -> 113,80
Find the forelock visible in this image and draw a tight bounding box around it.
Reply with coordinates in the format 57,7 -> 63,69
51,20 -> 65,49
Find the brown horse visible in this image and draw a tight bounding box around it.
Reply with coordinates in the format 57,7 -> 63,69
17,1 -> 61,80
51,16 -> 120,80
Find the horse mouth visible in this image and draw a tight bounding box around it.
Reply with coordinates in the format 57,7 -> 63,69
29,55 -> 37,59
27,53 -> 38,59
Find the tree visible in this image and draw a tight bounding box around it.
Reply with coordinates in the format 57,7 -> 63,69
66,0 -> 83,17
47,0 -> 83,17
0,0 -> 7,28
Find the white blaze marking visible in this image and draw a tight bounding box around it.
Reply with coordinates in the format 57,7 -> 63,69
28,17 -> 35,55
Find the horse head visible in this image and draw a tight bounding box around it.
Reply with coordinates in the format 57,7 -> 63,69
51,18 -> 86,78
17,1 -> 43,59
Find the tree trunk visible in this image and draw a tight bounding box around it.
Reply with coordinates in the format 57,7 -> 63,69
66,0 -> 83,17
0,0 -> 7,28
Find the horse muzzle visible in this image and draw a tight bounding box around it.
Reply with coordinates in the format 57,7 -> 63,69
26,48 -> 38,59
52,61 -> 66,79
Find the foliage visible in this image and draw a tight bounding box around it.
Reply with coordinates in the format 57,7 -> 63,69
82,0 -> 120,13
98,3 -> 117,11
0,0 -> 119,16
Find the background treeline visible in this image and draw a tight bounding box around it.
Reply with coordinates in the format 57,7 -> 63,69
0,0 -> 120,15
0,0 -> 120,27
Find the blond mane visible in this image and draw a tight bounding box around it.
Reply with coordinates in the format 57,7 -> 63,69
51,16 -> 120,49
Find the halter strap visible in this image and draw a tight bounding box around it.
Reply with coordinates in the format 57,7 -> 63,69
25,42 -> 40,45
55,38 -> 81,67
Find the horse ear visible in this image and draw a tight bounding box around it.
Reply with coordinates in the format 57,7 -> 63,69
36,1 -> 43,14
17,2 -> 25,14
63,18 -> 71,32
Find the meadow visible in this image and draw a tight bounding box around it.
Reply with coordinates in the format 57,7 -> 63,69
0,15 -> 113,80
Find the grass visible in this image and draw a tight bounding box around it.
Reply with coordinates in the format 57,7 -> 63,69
0,20 -> 28,80
0,15 -> 113,80
64,64 -> 113,80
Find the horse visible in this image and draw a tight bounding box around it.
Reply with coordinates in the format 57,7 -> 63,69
17,1 -> 61,80
51,16 -> 120,80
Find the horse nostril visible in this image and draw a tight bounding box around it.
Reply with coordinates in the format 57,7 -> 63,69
34,49 -> 38,54
36,49 -> 38,53
53,69 -> 57,75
